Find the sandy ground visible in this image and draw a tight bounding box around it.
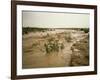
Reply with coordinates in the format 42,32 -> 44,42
22,29 -> 88,69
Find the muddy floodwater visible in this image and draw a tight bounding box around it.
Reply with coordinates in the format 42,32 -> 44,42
22,29 -> 89,69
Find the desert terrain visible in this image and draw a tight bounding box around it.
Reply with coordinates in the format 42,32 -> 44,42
22,28 -> 89,69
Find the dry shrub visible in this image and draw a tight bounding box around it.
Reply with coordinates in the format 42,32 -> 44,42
44,37 -> 64,54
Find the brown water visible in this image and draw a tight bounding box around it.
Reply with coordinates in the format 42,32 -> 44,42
22,29 -> 86,69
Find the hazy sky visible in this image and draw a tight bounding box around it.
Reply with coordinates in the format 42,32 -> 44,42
22,11 -> 89,28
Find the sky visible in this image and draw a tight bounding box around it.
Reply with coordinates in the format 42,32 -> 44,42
22,11 -> 90,28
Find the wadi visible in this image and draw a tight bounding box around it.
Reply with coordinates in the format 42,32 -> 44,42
22,27 -> 89,69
